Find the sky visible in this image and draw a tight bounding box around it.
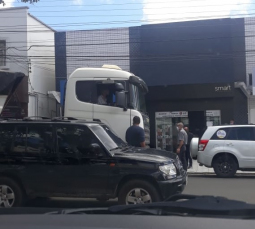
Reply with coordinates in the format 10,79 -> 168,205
1,0 -> 255,31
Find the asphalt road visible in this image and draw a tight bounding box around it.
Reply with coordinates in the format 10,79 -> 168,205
26,174 -> 255,208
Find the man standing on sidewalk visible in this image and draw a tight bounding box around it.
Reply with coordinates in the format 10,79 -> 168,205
126,116 -> 146,148
184,126 -> 194,169
176,122 -> 188,171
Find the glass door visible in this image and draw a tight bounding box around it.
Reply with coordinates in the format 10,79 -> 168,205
156,111 -> 189,152
156,116 -> 173,151
206,110 -> 221,126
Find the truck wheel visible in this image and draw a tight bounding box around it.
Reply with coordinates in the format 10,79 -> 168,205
213,155 -> 238,178
118,180 -> 161,205
0,177 -> 25,207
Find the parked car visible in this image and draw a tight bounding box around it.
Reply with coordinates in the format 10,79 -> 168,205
0,118 -> 187,207
190,125 -> 255,177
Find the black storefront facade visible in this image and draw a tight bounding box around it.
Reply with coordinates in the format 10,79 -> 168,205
129,18 -> 249,150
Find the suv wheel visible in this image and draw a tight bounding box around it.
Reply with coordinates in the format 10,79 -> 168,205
0,178 -> 25,207
118,180 -> 161,205
213,155 -> 238,178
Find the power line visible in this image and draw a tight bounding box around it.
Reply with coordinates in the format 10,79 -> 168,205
2,20 -> 255,46
0,2 -> 253,13
3,8 -> 255,18
0,15 -> 252,32
4,0 -> 241,7
3,33 -> 255,52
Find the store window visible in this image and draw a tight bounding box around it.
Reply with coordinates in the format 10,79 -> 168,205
155,111 -> 189,152
206,110 -> 221,126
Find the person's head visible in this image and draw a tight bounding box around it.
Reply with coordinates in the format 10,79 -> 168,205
184,126 -> 189,133
177,122 -> 184,131
101,89 -> 109,97
133,116 -> 141,125
230,120 -> 234,125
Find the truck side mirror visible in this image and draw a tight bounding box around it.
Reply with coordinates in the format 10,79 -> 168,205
116,91 -> 127,110
115,83 -> 124,91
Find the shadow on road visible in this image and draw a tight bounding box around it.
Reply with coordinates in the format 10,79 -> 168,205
26,197 -> 118,208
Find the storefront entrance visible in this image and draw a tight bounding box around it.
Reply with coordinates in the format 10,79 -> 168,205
155,110 -> 221,151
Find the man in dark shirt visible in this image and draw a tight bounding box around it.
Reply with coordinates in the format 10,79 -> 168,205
184,127 -> 194,169
125,116 -> 146,147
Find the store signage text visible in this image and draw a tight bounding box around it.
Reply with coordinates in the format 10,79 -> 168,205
156,111 -> 188,118
215,85 -> 231,92
206,110 -> 221,117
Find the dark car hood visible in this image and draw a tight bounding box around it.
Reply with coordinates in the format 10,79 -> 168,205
113,147 -> 177,163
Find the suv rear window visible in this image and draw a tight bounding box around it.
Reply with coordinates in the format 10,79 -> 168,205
211,127 -> 255,141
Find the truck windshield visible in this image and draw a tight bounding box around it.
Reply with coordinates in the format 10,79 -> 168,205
130,84 -> 147,113
90,125 -> 126,151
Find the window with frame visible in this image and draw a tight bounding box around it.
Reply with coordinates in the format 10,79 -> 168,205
76,80 -> 126,107
0,125 -> 15,154
56,125 -> 103,160
26,125 -> 53,154
76,81 -> 97,103
0,40 -> 6,66
227,127 -> 255,141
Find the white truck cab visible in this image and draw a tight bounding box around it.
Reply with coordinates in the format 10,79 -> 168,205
63,65 -> 150,144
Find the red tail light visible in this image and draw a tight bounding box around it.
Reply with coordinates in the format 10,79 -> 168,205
199,140 -> 209,151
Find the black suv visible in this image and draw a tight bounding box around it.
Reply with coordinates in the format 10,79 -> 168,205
0,118 -> 187,207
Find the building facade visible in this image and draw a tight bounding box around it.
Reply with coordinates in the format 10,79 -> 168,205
0,7 -> 56,118
55,17 -> 255,150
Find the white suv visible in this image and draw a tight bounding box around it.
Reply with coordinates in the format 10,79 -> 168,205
190,125 -> 255,177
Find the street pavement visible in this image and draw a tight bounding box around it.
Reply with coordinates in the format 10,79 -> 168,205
26,174 -> 255,208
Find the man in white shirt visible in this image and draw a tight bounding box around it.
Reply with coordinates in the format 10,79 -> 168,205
98,89 -> 109,105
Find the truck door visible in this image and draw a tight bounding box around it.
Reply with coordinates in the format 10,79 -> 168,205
93,81 -> 130,141
65,80 -> 97,121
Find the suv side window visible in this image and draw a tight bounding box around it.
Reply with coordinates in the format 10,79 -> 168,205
13,126 -> 27,153
228,127 -> 255,141
211,128 -> 230,140
26,125 -> 53,154
56,125 -> 104,162
0,124 -> 15,154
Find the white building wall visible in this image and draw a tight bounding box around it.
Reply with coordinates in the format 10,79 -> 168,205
27,14 -> 56,118
0,7 -> 28,74
66,28 -> 130,77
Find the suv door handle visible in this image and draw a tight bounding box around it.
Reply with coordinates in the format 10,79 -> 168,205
226,143 -> 233,146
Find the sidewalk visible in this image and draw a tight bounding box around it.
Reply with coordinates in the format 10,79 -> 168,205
188,160 -> 255,174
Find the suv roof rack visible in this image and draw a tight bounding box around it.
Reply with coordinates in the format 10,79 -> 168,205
51,117 -> 80,122
23,116 -> 51,121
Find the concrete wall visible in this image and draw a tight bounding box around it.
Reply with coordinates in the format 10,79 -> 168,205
27,14 -> 56,118
0,7 -> 28,74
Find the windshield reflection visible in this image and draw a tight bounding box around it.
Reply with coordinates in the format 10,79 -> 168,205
130,84 -> 147,113
90,125 -> 126,152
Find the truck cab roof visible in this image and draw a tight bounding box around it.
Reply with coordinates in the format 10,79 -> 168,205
69,67 -> 134,80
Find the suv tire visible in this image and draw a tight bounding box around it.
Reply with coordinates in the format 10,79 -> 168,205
118,180 -> 161,205
213,155 -> 238,178
0,177 -> 25,207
